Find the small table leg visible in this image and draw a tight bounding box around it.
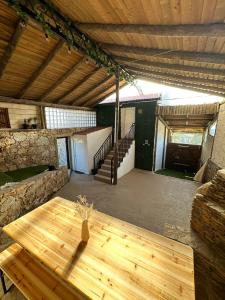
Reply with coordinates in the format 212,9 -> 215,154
0,269 -> 13,294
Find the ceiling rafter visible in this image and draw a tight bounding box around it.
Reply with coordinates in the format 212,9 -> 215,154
130,70 -> 225,97
55,67 -> 100,104
102,43 -> 225,65
83,82 -> 116,106
115,56 -> 225,78
77,23 -> 225,37
127,66 -> 225,89
38,56 -> 87,101
89,81 -> 127,107
17,40 -> 64,98
0,19 -> 26,79
73,75 -> 114,106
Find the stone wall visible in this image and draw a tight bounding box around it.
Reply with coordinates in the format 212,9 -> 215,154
0,167 -> 69,251
204,159 -> 221,183
0,128 -> 86,172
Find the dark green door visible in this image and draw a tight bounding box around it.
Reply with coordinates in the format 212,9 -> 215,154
135,102 -> 156,170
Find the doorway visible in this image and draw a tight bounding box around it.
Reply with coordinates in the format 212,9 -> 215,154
56,137 -> 70,168
121,107 -> 135,138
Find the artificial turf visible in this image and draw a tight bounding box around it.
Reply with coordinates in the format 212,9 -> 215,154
0,165 -> 49,186
155,169 -> 194,181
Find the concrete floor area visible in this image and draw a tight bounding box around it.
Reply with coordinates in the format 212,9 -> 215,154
56,168 -> 199,235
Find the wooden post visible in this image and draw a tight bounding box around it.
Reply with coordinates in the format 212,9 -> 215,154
113,67 -> 120,185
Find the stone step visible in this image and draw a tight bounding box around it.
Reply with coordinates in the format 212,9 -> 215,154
191,194 -> 225,253
98,169 -> 111,177
94,174 -> 112,184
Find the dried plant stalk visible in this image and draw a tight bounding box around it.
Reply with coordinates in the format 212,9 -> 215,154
74,195 -> 94,220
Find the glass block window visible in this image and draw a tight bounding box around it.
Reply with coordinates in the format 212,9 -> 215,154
45,107 -> 96,129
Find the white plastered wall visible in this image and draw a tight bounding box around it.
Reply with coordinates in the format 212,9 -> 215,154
118,141 -> 135,179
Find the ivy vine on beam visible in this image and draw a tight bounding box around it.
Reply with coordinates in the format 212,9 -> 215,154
7,0 -> 135,83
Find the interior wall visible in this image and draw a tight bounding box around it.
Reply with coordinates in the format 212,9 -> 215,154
211,102 -> 225,168
201,127 -> 214,164
0,102 -> 41,129
155,118 -> 166,171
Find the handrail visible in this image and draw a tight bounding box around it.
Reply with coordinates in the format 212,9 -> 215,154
110,123 -> 135,183
92,131 -> 113,174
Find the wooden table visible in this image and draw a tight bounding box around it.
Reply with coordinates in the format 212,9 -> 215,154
3,197 -> 195,299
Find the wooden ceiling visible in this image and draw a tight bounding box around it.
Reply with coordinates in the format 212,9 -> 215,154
0,0 -> 225,108
156,103 -> 219,131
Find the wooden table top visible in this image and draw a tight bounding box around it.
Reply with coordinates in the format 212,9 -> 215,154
3,197 -> 195,300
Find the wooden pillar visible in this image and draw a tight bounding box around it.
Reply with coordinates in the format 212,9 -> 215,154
113,67 -> 120,185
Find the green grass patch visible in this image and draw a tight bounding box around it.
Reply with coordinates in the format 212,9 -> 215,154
5,165 -> 48,182
155,169 -> 194,181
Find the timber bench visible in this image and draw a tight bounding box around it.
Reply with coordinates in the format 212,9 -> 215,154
0,243 -> 81,299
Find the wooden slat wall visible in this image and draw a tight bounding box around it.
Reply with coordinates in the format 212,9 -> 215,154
0,102 -> 40,129
156,103 -> 219,116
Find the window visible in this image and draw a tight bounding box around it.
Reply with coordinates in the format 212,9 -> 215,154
0,108 -> 10,128
45,107 -> 96,129
209,121 -> 217,136
171,132 -> 203,145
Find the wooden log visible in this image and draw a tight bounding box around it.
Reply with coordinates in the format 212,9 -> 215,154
74,75 -> 114,106
130,72 -> 225,97
0,95 -> 93,110
0,20 -> 26,79
102,43 -> 225,65
17,40 -> 64,98
127,66 -> 225,88
77,23 -> 225,37
56,67 -> 100,104
115,56 -> 225,78
39,57 -> 86,101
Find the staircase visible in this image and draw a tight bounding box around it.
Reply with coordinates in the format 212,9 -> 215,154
94,124 -> 135,184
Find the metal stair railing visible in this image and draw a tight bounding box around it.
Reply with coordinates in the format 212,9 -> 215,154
110,123 -> 135,183
92,131 -> 113,174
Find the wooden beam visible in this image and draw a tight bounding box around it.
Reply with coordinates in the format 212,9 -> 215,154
38,57 -> 86,101
17,40 -> 64,98
0,95 -> 94,110
0,20 -> 26,79
74,75 -> 114,106
102,43 -> 225,65
127,66 -> 225,89
90,82 -> 127,107
83,81 -> 116,106
56,67 -> 100,104
77,23 -> 225,37
115,56 -> 225,78
129,70 -> 225,97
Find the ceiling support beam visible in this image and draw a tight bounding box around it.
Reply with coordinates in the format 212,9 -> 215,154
55,67 -> 100,104
0,20 -> 25,79
127,66 -> 225,89
115,56 -> 225,78
83,81 -> 116,106
89,81 -> 127,107
102,43 -> 225,65
129,70 -> 225,97
73,75 -> 113,106
17,40 -> 64,98
77,23 -> 225,37
0,95 -> 93,111
38,56 -> 86,101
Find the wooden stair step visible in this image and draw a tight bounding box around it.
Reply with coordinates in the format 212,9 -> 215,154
98,169 -> 111,177
94,174 -> 112,184
0,243 -> 81,300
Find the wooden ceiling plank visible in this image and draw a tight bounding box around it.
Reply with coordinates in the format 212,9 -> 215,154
89,82 -> 127,108
77,23 -> 225,37
73,75 -> 113,106
0,20 -> 26,79
102,43 -> 225,65
83,81 -> 116,106
16,40 -> 64,98
55,67 -> 100,104
38,56 -> 86,101
130,71 -> 225,97
115,56 -> 225,78
127,66 -> 225,89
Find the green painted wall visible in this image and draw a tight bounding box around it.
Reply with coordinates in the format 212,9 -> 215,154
96,100 -> 157,171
